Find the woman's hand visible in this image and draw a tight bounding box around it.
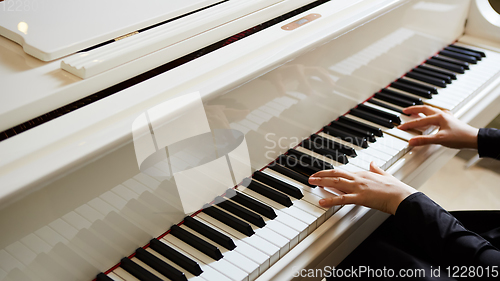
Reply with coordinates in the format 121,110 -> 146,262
398,105 -> 479,149
309,162 -> 417,215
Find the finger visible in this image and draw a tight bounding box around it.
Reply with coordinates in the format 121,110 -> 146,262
369,161 -> 387,175
402,105 -> 441,116
309,168 -> 355,180
397,114 -> 441,131
408,135 -> 441,146
308,177 -> 355,193
319,194 -> 358,208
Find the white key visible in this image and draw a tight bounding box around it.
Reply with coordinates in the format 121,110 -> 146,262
108,272 -> 126,280
363,101 -> 421,126
162,236 -> 244,281
313,133 -> 393,169
318,132 -> 400,160
250,179 -> 324,215
195,213 -> 276,271
113,267 -> 141,281
234,187 -> 309,240
294,146 -> 347,168
345,114 -> 417,142
261,175 -> 329,210
220,196 -> 301,249
387,86 -> 454,110
338,164 -> 365,173
211,205 -> 291,257
263,219 -> 300,249
131,257 -> 170,280
262,169 -> 341,218
252,180 -> 326,225
179,225 -> 259,280
145,248 -> 206,281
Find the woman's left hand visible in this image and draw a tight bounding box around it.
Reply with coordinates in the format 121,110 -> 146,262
308,162 -> 417,215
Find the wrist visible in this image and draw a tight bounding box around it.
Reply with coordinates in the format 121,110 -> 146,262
389,185 -> 417,215
466,127 -> 479,149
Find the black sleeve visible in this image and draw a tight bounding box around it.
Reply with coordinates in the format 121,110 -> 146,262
478,128 -> 500,160
394,192 -> 500,266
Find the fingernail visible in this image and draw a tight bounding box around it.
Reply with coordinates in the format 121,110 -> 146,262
319,199 -> 326,205
309,177 -> 320,181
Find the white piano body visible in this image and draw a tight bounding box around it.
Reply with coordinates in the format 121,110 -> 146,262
1,0 -> 500,280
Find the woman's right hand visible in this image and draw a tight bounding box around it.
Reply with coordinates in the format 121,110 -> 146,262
398,105 -> 479,149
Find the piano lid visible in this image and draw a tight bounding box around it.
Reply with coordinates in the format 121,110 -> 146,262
0,0 -> 229,61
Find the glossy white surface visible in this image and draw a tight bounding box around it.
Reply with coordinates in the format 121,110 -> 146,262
1,0 -> 500,280
465,0 -> 500,44
61,0 -> 283,79
0,0 -> 316,133
0,0 -> 221,61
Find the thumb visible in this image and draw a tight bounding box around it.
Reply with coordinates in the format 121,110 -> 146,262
369,161 -> 387,175
408,135 -> 441,146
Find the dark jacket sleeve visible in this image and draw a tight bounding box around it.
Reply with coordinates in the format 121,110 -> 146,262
394,192 -> 500,266
478,128 -> 500,160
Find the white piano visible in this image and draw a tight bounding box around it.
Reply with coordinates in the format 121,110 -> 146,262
1,0 -> 500,280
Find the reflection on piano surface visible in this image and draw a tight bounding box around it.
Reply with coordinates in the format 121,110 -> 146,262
1,0 -> 500,280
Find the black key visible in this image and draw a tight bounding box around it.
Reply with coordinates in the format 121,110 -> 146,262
96,273 -> 114,281
417,65 -> 457,80
330,121 -> 376,143
287,148 -> 335,170
381,88 -> 424,105
276,154 -> 314,176
349,108 -> 394,129
405,71 -> 447,88
301,139 -> 349,164
214,196 -> 266,227
367,99 -> 410,116
338,115 -> 385,136
226,189 -> 277,219
135,248 -> 188,281
449,44 -> 485,57
433,55 -> 469,70
149,239 -> 203,276
357,103 -> 401,125
170,225 -> 223,260
183,216 -> 236,250
390,81 -> 433,98
243,178 -> 293,207
439,50 -> 477,64
426,58 -> 465,74
203,204 -> 255,236
374,92 -> 416,108
121,257 -> 162,281
411,67 -> 452,84
253,171 -> 304,199
445,46 -> 482,60
329,120 -> 376,142
268,163 -> 315,188
323,125 -> 369,148
277,154 -> 319,176
310,134 -> 357,156
396,78 -> 438,95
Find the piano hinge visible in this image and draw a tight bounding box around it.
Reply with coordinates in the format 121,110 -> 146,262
282,13 -> 321,31
114,31 -> 139,41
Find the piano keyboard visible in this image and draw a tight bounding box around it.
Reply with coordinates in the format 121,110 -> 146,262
90,43 -> 500,281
